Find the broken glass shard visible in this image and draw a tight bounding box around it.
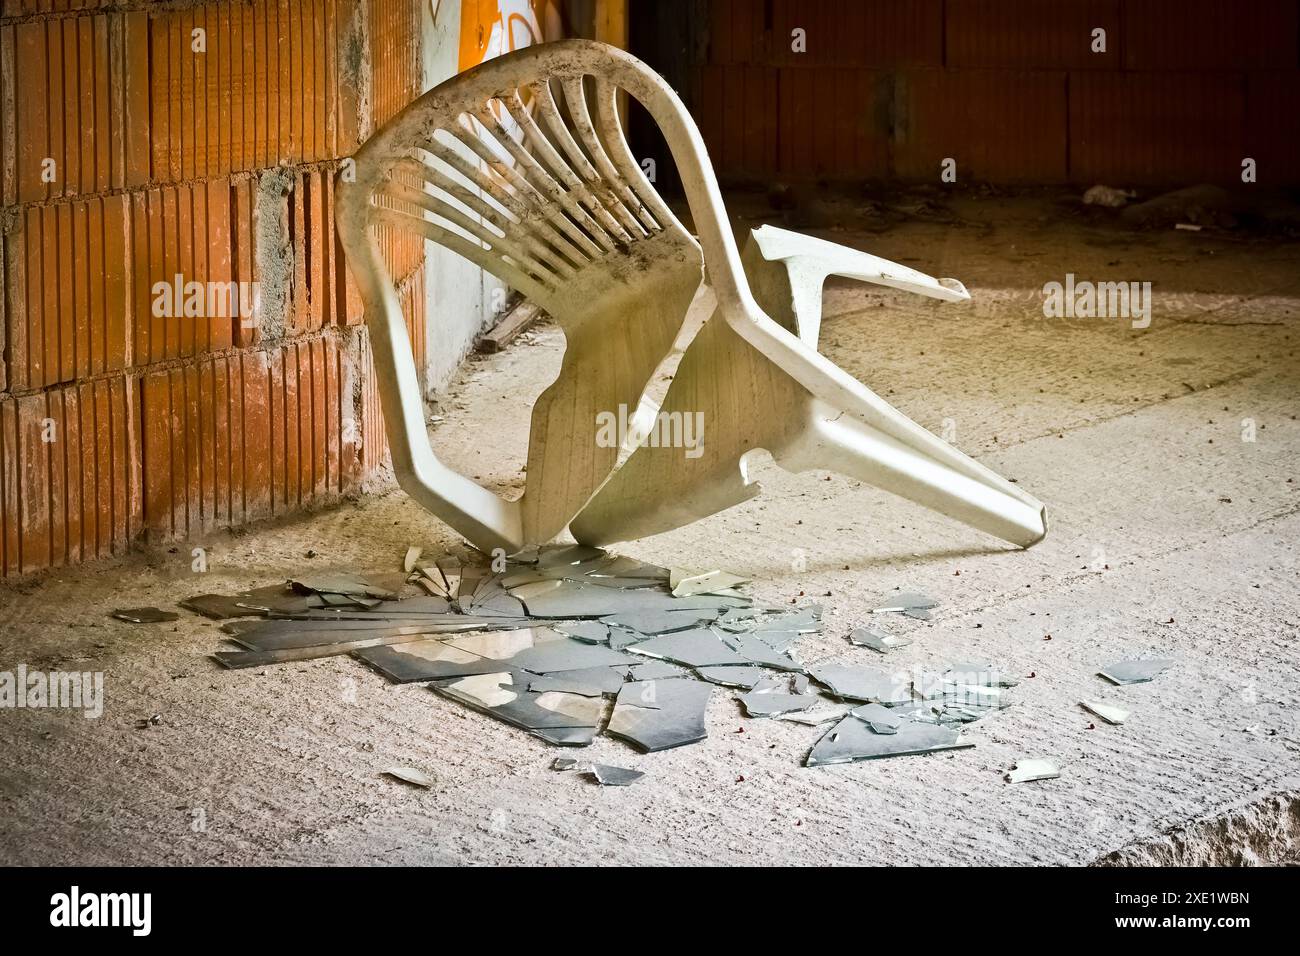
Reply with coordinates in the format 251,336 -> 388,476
806,715 -> 971,766
413,575 -> 445,598
435,556 -> 463,600
353,639 -> 506,683
214,634 -> 432,668
537,544 -> 607,567
601,608 -> 723,634
182,593 -> 267,620
872,592 -> 939,620
738,691 -> 816,717
527,666 -> 628,697
237,584 -> 327,614
625,660 -> 685,682
584,574 -> 672,590
694,665 -> 764,689
503,638 -> 635,674
714,608 -> 763,631
888,700 -> 942,724
808,663 -> 912,704
936,703 -> 999,725
607,627 -> 643,650
849,702 -> 904,734
511,580 -> 635,618
911,672 -> 949,700
940,682 -> 1009,709
588,764 -> 645,786
414,565 -> 448,595
469,589 -> 527,618
776,704 -> 851,726
1080,699 -> 1128,725
431,672 -> 605,746
607,678 -> 712,752
588,555 -> 670,579
583,556 -> 670,588
749,629 -> 801,653
364,596 -> 456,616
509,579 -> 566,601
112,607 -> 179,624
229,619 -> 498,651
1098,659 -> 1174,685
290,572 -> 396,600
669,568 -> 749,598
447,627 -> 563,661
719,633 -> 802,671
554,620 -> 610,644
318,591 -> 380,609
753,606 -> 822,633
629,628 -> 749,668
848,627 -> 910,652
384,766 -> 434,788
455,567 -> 491,609
1005,759 -> 1060,783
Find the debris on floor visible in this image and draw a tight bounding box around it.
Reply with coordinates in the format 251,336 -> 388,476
1080,699 -> 1129,725
694,665 -> 764,688
1004,759 -> 1061,784
775,704 -> 851,726
588,764 -> 645,786
1082,184 -> 1135,208
850,702 -> 904,735
433,670 -> 606,746
383,766 -> 435,789
608,678 -> 712,752
806,663 -> 913,704
1098,658 -> 1174,685
669,568 -> 748,598
807,715 -> 971,766
190,545 -> 1037,771
871,592 -> 939,620
847,626 -> 910,652
112,608 -> 179,624
738,690 -> 817,717
1120,184 -> 1235,230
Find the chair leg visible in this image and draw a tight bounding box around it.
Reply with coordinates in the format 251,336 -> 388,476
772,398 -> 1047,548
737,226 -> 1047,542
749,224 -> 970,349
571,307 -> 1047,549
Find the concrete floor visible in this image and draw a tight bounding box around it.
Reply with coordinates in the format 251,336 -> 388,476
2,192 -> 1298,865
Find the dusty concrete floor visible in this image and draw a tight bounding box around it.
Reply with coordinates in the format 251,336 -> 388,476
2,192 -> 1298,866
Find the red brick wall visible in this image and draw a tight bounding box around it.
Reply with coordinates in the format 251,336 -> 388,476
675,0 -> 1300,186
0,0 -> 425,576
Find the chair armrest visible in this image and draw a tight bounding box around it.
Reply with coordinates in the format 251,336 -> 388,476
748,224 -> 969,348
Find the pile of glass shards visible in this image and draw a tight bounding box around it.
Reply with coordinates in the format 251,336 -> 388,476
199,546 -> 816,755
194,546 -> 1009,769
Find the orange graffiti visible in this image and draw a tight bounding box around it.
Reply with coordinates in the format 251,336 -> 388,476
458,0 -> 561,73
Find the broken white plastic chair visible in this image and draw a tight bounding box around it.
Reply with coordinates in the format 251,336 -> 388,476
336,39 -> 1047,556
